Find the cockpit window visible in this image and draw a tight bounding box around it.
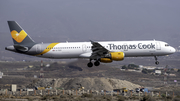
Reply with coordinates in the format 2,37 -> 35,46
165,44 -> 169,46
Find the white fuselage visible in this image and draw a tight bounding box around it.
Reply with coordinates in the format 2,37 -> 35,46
37,40 -> 175,59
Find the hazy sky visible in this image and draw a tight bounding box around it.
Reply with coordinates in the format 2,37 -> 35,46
0,0 -> 180,47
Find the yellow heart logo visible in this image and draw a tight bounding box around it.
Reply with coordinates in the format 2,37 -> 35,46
11,30 -> 27,43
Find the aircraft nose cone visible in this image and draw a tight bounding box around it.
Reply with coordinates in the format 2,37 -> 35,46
170,47 -> 176,53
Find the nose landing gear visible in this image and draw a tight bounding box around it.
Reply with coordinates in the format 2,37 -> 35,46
154,56 -> 159,65
155,61 -> 159,65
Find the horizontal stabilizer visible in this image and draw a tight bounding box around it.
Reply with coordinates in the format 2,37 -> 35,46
14,44 -> 28,52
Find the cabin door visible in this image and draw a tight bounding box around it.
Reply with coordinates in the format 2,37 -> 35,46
82,44 -> 87,52
156,42 -> 161,50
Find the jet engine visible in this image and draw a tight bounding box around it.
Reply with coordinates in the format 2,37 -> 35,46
100,58 -> 113,63
100,52 -> 125,63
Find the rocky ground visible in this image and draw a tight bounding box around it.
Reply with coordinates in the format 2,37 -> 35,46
28,77 -> 140,91
0,59 -> 180,94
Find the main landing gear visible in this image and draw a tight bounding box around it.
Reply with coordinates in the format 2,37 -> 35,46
87,62 -> 93,67
154,56 -> 159,65
87,60 -> 100,68
94,61 -> 100,66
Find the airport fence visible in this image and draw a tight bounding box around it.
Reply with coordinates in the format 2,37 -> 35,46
0,89 -> 179,98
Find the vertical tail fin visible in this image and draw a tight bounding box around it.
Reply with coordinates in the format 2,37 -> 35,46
7,21 -> 35,46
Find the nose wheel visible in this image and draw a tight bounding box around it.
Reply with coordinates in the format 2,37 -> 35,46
155,61 -> 159,65
154,56 -> 159,65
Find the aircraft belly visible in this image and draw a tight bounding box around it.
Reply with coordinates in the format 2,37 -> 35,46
124,49 -> 155,57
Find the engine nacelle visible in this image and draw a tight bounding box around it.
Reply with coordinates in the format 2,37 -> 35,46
110,52 -> 124,61
100,58 -> 113,63
100,52 -> 124,63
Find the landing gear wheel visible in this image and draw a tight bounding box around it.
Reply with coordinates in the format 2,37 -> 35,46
154,56 -> 159,65
155,61 -> 159,65
94,61 -> 100,66
87,62 -> 93,68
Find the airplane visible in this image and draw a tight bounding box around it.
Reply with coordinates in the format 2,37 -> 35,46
5,21 -> 176,67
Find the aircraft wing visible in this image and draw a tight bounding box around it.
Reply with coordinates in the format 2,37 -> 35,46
90,40 -> 109,60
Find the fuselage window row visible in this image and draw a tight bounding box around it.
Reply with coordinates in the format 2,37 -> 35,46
45,46 -> 110,50
46,47 -> 82,50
